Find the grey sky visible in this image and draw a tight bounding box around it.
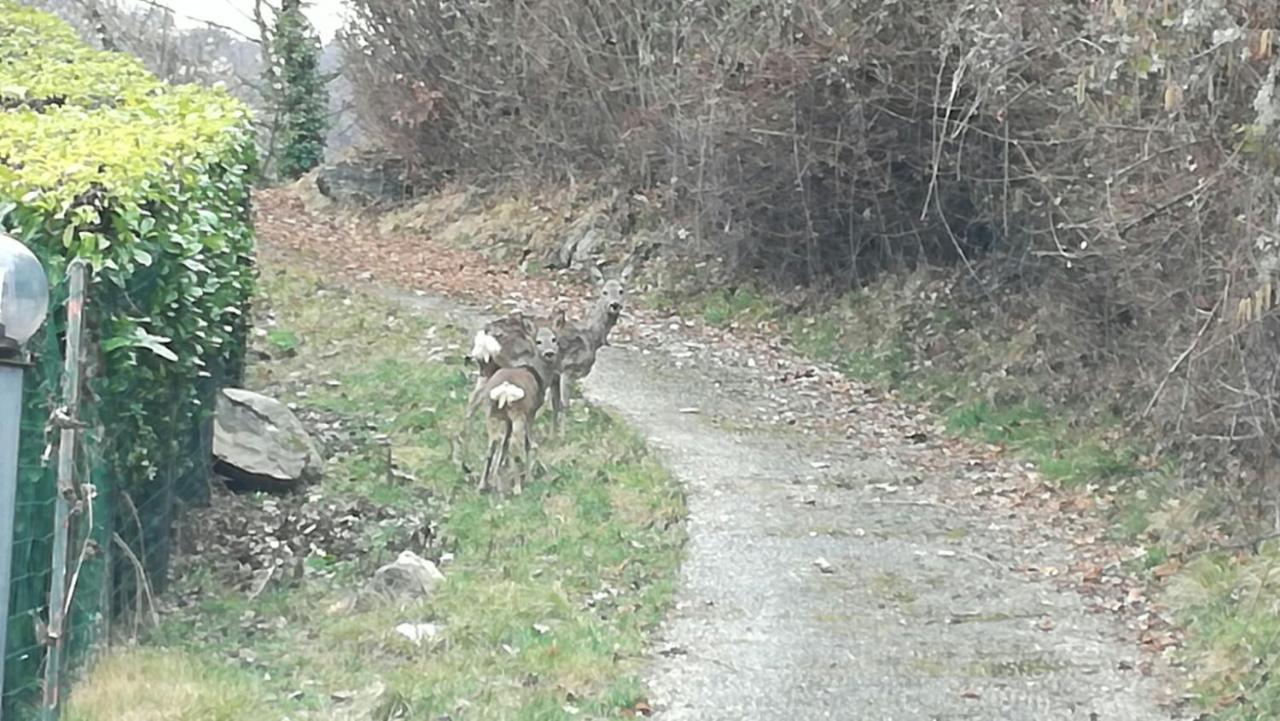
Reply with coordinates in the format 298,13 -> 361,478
120,0 -> 348,42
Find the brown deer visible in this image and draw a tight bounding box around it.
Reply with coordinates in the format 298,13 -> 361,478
547,264 -> 633,433
472,325 -> 559,495
465,311 -> 535,394
465,310 -> 538,420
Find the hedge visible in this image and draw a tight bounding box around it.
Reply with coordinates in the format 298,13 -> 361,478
0,2 -> 257,711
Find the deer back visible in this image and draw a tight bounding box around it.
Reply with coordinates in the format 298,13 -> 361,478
481,313 -> 539,372
484,365 -> 546,417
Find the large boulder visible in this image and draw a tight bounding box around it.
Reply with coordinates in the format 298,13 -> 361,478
213,388 -> 324,492
314,148 -> 412,206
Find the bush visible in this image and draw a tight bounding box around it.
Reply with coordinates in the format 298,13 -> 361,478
0,2 -> 256,709
339,0 -> 994,281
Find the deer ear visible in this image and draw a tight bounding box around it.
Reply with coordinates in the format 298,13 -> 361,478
589,265 -> 605,285
620,263 -> 634,282
552,308 -> 567,329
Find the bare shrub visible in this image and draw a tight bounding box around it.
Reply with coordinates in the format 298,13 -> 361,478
339,0 -> 1005,283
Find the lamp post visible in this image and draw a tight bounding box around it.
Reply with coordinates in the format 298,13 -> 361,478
0,232 -> 49,711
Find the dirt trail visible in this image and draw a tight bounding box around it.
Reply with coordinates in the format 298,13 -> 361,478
583,346 -> 1172,720
260,190 -> 1179,720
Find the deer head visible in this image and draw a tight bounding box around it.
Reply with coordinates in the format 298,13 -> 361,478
588,263 -> 633,333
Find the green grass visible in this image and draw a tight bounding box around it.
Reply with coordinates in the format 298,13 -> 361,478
941,400 -> 1137,486
69,260 -> 686,721
65,648 -> 269,721
1168,543 -> 1280,720
264,328 -> 300,353
780,297 -> 1140,489
696,288 -> 772,328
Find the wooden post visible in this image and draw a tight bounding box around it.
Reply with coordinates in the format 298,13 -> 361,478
41,259 -> 88,721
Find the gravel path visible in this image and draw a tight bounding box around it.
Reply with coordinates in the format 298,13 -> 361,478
581,344 -> 1171,720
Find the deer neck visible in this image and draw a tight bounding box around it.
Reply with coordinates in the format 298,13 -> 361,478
585,301 -> 618,348
524,356 -> 554,395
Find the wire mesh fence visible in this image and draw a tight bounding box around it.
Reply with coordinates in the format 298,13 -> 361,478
2,257 -> 249,719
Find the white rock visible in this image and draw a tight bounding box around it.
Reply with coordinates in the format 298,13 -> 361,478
394,622 -> 442,645
370,550 -> 445,600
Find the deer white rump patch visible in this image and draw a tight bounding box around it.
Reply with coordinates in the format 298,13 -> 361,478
470,330 -> 502,363
489,382 -> 525,408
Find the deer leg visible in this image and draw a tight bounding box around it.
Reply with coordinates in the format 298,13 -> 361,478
480,413 -> 505,492
559,373 -> 573,430
497,420 -> 513,494
523,420 -> 535,491
479,437 -> 498,492
465,373 -> 488,421
510,415 -> 530,495
460,373 -> 491,461
549,374 -> 565,437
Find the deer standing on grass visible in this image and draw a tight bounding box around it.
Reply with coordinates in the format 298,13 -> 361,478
547,264 -> 632,434
470,325 -> 559,495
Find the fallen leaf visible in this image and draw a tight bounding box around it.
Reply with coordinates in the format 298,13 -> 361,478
1152,559 -> 1182,579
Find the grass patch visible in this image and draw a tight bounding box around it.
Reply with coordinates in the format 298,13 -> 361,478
787,312 -> 913,389
76,259 -> 685,720
941,400 -> 1137,486
65,648 -> 268,721
696,287 -> 772,328
1168,544 -> 1280,720
264,327 -> 300,354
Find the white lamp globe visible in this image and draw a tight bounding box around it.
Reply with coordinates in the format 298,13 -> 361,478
0,232 -> 49,347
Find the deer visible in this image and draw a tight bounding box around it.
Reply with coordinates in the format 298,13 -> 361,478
546,264 -> 633,434
470,324 -> 559,495
465,310 -> 539,419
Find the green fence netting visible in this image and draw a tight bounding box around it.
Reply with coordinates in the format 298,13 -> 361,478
2,255 -> 250,719
5,269 -> 67,719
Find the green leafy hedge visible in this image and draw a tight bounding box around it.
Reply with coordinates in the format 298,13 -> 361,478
0,2 -> 257,711
0,5 -> 159,109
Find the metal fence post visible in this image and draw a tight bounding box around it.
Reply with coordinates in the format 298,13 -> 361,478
0,358 -> 26,721
0,232 -> 51,719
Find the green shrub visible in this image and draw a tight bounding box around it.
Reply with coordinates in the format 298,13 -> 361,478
0,2 -> 257,711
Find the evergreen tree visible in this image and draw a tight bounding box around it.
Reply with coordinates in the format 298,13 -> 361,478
268,0 -> 328,180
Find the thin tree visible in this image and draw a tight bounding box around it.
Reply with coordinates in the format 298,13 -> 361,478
266,0 -> 328,180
